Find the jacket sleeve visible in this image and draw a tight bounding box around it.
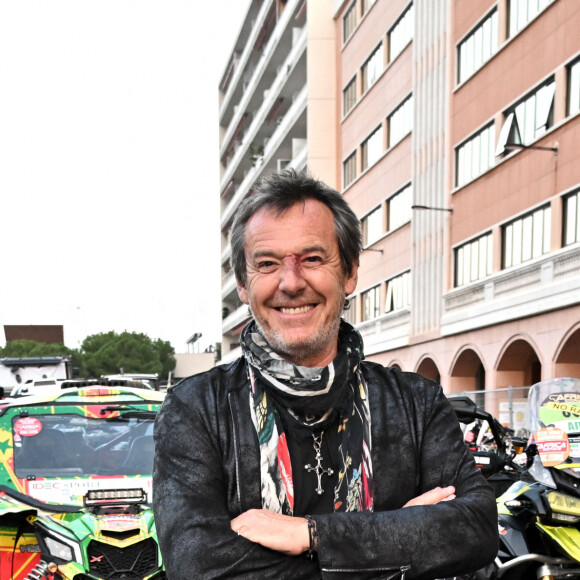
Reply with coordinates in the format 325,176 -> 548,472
152,379 -> 319,579
313,380 -> 498,579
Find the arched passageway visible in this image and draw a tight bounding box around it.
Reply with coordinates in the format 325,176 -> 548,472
449,348 -> 486,407
554,327 -> 580,378
496,339 -> 541,389
493,338 -> 541,431
416,358 -> 440,384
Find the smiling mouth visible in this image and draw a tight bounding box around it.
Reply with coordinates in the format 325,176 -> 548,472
278,305 -> 315,315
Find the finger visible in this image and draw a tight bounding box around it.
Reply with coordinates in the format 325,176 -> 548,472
403,486 -> 456,507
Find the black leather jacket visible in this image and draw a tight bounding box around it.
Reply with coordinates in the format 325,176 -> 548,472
153,359 -> 498,579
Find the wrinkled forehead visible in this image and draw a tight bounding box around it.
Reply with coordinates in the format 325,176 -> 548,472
244,201 -> 338,255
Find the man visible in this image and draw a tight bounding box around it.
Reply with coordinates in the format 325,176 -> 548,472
153,170 -> 498,579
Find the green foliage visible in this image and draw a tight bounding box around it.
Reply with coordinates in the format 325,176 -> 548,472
0,332 -> 176,380
0,339 -> 70,358
0,340 -> 85,376
81,331 -> 175,379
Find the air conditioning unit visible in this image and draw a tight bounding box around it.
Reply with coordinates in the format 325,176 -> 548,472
277,159 -> 291,172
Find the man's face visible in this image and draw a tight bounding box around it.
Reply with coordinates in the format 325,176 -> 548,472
237,199 -> 357,367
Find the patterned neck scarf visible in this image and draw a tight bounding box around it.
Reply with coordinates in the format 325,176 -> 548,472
241,320 -> 374,515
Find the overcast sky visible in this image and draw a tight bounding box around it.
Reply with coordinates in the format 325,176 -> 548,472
0,1 -> 250,353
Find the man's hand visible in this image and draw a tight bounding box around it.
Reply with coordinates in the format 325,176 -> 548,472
231,509 -> 310,555
230,487 -> 455,554
403,486 -> 456,507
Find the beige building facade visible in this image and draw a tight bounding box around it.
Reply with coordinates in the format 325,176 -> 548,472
333,0 -> 580,407
219,0 -> 580,406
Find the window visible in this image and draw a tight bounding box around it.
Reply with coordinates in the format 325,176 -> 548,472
361,44 -> 383,93
568,58 -> 580,116
385,271 -> 411,313
564,190 -> 580,246
343,152 -> 357,188
456,123 -> 495,187
389,3 -> 414,62
495,80 -> 555,155
388,184 -> 412,231
388,95 -> 413,148
343,298 -> 357,325
508,0 -> 553,38
361,0 -> 376,15
361,125 -> 383,170
362,285 -> 381,321
362,206 -> 383,246
503,205 -> 551,268
343,76 -> 357,116
458,10 -> 498,84
343,2 -> 357,43
455,233 -> 493,287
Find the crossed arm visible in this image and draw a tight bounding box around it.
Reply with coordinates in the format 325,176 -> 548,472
230,486 -> 456,556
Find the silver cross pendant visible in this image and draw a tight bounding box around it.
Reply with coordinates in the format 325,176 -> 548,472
304,431 -> 334,495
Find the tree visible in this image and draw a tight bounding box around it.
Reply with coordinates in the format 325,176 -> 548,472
0,340 -> 85,376
81,331 -> 175,379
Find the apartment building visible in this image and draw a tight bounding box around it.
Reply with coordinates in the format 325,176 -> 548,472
218,0 -> 338,362
336,0 -> 580,403
219,0 -> 580,404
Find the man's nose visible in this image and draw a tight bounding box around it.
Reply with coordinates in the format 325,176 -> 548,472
278,257 -> 307,294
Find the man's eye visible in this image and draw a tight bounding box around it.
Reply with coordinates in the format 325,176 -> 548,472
303,256 -> 323,267
256,261 -> 277,272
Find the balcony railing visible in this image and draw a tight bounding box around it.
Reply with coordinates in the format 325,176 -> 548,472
442,244 -> 580,336
220,0 -> 303,160
220,84 -> 308,230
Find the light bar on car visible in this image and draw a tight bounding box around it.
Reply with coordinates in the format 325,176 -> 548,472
84,488 -> 146,507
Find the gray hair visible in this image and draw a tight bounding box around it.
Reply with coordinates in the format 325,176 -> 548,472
231,169 -> 362,287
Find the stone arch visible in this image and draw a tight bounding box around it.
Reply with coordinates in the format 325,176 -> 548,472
415,356 -> 441,384
554,324 -> 580,378
495,335 -> 542,388
492,336 -> 542,430
448,346 -> 486,397
387,359 -> 403,371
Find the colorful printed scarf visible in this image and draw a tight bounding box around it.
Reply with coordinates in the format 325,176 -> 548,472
241,320 -> 374,515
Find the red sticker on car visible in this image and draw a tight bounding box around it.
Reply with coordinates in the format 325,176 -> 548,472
14,417 -> 43,437
535,426 -> 570,466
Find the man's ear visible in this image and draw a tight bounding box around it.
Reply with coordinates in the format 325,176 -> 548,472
237,280 -> 249,305
345,263 -> 358,296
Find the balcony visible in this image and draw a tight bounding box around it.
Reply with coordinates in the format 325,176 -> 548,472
220,24 -> 307,189
221,270 -> 238,303
222,303 -> 251,336
220,83 -> 308,230
441,245 -> 580,336
219,0 -> 273,123
220,0 -> 305,154
356,309 -> 412,356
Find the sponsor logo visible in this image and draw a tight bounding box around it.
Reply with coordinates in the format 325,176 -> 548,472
538,440 -> 568,453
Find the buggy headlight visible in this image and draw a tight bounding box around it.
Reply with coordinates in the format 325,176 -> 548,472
45,536 -> 74,561
546,491 -> 580,524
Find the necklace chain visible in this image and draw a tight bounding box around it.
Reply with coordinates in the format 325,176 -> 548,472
304,431 -> 334,495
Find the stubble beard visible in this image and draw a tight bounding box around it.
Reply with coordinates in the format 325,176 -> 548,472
252,289 -> 346,367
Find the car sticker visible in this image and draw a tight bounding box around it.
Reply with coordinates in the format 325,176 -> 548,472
535,426 -> 570,466
539,392 -> 580,432
13,417 -> 43,437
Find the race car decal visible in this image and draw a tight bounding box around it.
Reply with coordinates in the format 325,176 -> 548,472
25,476 -> 153,505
